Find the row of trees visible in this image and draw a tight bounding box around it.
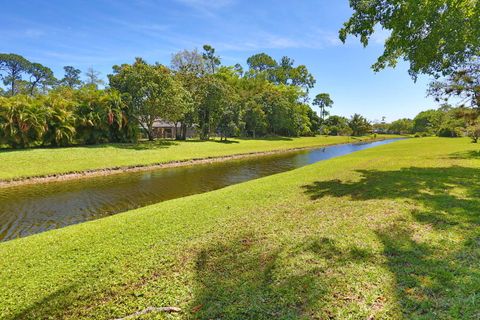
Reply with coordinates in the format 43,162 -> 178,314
322,114 -> 372,136
0,86 -> 135,148
1,47 -> 341,148
372,105 -> 480,142
0,54 -> 104,97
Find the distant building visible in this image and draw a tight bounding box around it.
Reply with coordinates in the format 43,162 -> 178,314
150,120 -> 196,139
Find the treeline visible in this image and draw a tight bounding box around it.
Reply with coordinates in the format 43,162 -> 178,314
373,106 -> 480,142
0,47 -> 334,148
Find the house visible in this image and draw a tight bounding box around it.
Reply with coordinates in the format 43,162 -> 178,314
150,120 -> 196,139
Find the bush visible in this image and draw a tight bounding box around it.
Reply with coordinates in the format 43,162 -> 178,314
437,126 -> 463,137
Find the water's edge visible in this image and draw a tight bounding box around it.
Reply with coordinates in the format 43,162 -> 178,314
0,138 -> 404,242
0,137 -> 397,188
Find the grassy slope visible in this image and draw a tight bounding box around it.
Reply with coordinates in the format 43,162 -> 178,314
0,135 -> 396,181
1,137 -> 479,319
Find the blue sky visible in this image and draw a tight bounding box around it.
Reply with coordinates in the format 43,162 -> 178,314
2,0 -> 438,121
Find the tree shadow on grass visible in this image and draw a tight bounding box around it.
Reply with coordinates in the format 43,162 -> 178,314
236,136 -> 294,141
9,283 -> 82,320
91,139 -> 178,150
189,233 -> 376,319
448,150 -> 480,160
302,166 -> 480,318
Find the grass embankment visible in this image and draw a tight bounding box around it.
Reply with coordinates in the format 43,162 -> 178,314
0,135 -> 397,182
1,137 -> 479,319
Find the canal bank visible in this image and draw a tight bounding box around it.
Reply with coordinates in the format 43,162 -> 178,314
0,135 -> 401,186
0,139 -> 402,241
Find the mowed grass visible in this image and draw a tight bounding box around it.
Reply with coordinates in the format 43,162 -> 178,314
0,135 -> 396,181
1,137 -> 479,319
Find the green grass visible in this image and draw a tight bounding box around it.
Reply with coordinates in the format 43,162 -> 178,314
0,135 -> 397,181
1,137 -> 479,319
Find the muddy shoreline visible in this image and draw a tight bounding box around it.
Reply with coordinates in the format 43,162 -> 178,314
0,138 -> 392,188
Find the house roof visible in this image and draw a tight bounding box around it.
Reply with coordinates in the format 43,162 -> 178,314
152,120 -> 176,128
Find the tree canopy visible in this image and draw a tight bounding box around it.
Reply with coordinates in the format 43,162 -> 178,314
340,0 -> 480,78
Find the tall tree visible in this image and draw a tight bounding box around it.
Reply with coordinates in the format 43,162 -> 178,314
246,53 -> 277,73
0,54 -> 31,96
340,0 -> 480,78
171,49 -> 206,76
61,66 -> 82,88
109,58 -> 190,141
27,63 -> 56,95
202,45 -> 221,74
196,75 -> 230,140
313,93 -> 334,120
85,67 -> 105,88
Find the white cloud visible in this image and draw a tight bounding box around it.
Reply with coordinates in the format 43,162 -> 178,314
215,29 -> 342,52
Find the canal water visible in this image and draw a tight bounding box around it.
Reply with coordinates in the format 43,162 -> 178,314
0,139 -> 401,242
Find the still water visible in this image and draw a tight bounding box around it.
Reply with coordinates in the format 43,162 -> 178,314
0,139 -> 401,242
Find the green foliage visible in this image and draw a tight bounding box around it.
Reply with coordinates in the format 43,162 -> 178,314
202,44 -> 221,74
429,60 -> 480,108
42,94 -> 76,147
27,63 -> 56,95
0,53 -> 32,96
109,58 -> 190,141
246,53 -> 316,92
0,95 -> 46,148
349,113 -> 372,136
466,123 -> 480,142
388,118 -> 414,134
0,88 -> 137,148
0,49 -> 325,146
61,66 -> 83,88
324,115 -> 352,136
313,93 -> 334,120
340,0 -> 480,78
413,109 -> 445,134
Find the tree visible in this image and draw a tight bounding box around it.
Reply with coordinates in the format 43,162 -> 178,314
246,53 -> 277,73
349,113 -> 371,136
313,93 -> 333,120
467,122 -> 480,143
61,66 -> 83,88
0,54 -> 31,96
202,45 -> 221,74
171,49 -> 206,76
388,118 -> 414,134
306,108 -> 321,134
324,115 -> 352,136
197,76 -> 230,140
428,60 -> 480,108
27,63 -> 56,95
413,109 -> 445,133
85,67 -> 105,88
109,58 -> 190,141
340,0 -> 480,78
0,95 -> 47,148
41,94 -> 76,146
243,98 -> 267,138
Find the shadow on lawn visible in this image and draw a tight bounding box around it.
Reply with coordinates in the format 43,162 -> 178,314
10,283 -> 81,320
448,150 -> 480,160
93,139 -> 178,150
189,233 -> 375,319
303,166 -> 480,318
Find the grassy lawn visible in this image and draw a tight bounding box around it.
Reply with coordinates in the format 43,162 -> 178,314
0,135 -> 397,181
1,137 -> 479,319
